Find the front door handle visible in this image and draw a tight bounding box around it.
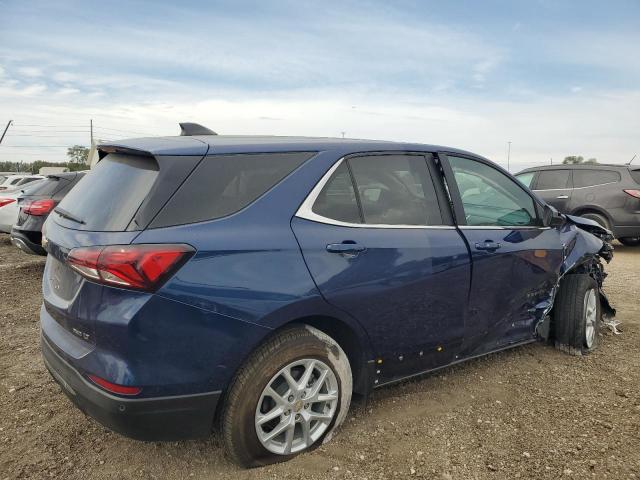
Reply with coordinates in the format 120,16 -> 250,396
326,242 -> 366,255
556,195 -> 569,199
475,241 -> 502,252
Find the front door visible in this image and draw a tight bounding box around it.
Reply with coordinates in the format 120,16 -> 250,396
441,154 -> 565,357
292,153 -> 471,383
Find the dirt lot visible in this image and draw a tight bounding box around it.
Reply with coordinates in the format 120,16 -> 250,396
1,233 -> 638,480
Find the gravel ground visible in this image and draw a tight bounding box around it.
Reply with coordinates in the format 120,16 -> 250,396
1,233 -> 638,480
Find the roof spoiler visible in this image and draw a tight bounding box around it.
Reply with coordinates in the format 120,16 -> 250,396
179,122 -> 217,136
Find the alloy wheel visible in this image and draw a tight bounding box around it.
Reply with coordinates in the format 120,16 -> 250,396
255,358 -> 339,455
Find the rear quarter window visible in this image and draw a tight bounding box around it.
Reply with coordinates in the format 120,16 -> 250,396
150,152 -> 314,228
630,169 -> 640,184
573,169 -> 621,188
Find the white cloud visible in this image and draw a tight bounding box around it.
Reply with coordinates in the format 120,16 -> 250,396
17,66 -> 43,77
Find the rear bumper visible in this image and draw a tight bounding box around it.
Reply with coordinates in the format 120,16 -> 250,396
10,229 -> 46,255
41,333 -> 221,441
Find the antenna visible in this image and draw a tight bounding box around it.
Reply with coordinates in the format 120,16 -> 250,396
629,154 -> 637,165
179,123 -> 217,136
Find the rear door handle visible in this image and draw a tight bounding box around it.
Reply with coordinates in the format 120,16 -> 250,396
556,195 -> 569,199
475,241 -> 501,251
326,242 -> 366,254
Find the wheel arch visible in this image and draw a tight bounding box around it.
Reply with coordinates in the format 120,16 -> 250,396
570,205 -> 613,227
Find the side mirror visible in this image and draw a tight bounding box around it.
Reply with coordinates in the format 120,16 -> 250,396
542,204 -> 565,228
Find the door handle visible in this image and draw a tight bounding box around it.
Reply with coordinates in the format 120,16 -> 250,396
475,241 -> 502,251
556,195 -> 569,199
326,242 -> 366,254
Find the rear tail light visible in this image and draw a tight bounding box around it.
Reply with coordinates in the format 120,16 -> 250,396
0,198 -> 15,208
88,375 -> 142,396
23,199 -> 55,216
623,189 -> 640,199
67,244 -> 194,291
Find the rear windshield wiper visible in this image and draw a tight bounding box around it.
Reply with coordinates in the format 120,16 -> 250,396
54,207 -> 86,225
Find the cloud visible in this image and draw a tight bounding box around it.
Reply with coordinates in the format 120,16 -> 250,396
17,66 -> 43,77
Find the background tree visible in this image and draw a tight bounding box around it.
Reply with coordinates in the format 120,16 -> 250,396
562,155 -> 598,165
66,145 -> 90,164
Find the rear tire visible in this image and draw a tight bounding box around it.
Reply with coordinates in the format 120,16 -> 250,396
618,237 -> 640,247
580,212 -> 610,231
221,326 -> 352,468
553,274 -> 601,355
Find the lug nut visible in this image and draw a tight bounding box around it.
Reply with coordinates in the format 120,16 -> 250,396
304,403 -> 309,409
295,414 -> 301,420
288,395 -> 294,402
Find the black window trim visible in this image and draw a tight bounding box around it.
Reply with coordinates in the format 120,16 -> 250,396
438,152 -> 547,229
296,151 -> 455,229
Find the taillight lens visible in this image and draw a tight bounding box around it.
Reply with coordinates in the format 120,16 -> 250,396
0,198 -> 15,208
623,189 -> 640,199
23,199 -> 55,216
67,244 -> 194,291
88,375 -> 142,396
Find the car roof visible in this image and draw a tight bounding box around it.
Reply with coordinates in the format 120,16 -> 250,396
517,163 -> 635,174
97,134 -> 482,158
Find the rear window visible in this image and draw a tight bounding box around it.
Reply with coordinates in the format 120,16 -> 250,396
573,169 -> 621,188
23,177 -> 67,197
150,152 -> 314,228
630,169 -> 640,184
55,154 -> 158,231
536,170 -> 571,190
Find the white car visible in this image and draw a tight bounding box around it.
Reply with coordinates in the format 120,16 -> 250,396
0,174 -> 44,191
0,179 -> 46,233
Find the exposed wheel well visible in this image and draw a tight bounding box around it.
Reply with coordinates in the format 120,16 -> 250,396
571,207 -> 612,227
282,315 -> 370,396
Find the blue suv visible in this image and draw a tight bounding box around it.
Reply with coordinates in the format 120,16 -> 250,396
41,128 -> 614,467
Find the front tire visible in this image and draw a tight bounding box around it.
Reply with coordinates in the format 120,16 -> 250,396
221,326 -> 352,468
553,274 -> 601,355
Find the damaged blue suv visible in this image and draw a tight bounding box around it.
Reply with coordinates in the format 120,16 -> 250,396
41,126 -> 614,467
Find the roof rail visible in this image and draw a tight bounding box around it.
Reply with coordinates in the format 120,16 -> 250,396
179,122 -> 217,136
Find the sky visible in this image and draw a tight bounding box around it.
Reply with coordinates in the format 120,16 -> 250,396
1,0 -> 639,171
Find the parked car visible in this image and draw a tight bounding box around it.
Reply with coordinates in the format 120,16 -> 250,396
41,131 -> 614,467
0,174 -> 44,191
0,179 -> 47,233
10,172 -> 86,255
515,164 -> 640,246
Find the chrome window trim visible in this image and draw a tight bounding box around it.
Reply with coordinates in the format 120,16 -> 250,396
533,181 -> 618,192
295,158 -> 456,230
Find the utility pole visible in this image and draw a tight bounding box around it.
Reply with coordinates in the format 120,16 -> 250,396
0,120 -> 12,144
507,141 -> 511,172
90,119 -> 94,146
341,131 -> 346,139
550,157 -> 553,165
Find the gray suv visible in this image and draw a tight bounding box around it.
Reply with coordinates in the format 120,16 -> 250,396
515,164 -> 640,246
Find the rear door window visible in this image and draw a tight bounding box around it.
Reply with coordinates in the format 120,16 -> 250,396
348,155 -> 443,225
535,170 -> 571,190
573,169 -> 621,188
55,154 -> 158,231
151,152 -> 314,228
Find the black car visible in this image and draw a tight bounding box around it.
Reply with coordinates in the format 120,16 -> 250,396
10,171 -> 86,255
515,164 -> 640,246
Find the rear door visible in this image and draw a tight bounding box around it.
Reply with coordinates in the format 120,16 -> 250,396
292,153 -> 471,383
440,154 -> 565,355
532,169 -> 573,212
